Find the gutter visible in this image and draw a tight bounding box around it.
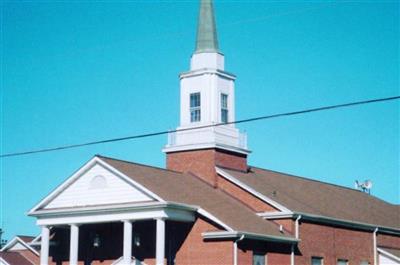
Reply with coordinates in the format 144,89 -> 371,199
202,231 -> 299,244
294,212 -> 400,236
260,212 -> 400,236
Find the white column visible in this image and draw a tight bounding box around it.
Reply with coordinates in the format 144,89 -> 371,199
123,220 -> 133,264
156,218 -> 165,265
69,224 -> 79,265
40,226 -> 50,265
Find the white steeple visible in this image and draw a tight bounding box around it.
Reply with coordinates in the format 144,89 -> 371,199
163,0 -> 249,155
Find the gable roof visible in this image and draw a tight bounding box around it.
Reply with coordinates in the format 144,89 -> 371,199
220,166 -> 400,230
15,236 -> 34,245
0,252 -> 35,265
0,236 -> 38,256
97,155 -> 293,240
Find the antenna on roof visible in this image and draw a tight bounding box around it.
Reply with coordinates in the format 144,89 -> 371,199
354,179 -> 372,194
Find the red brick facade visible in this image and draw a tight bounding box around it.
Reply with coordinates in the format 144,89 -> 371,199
167,148 -> 400,265
175,217 -> 233,265
217,174 -> 279,212
296,222 -> 373,265
166,148 -> 247,186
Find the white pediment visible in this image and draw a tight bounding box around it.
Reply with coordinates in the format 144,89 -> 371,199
43,160 -> 156,210
9,242 -> 26,251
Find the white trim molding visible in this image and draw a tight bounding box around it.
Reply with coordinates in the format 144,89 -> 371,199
216,167 -> 292,213
377,247 -> 400,263
32,202 -> 196,226
0,236 -> 39,256
257,211 -> 294,219
197,208 -> 234,232
0,257 -> 11,265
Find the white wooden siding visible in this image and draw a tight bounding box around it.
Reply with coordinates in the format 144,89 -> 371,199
8,242 -> 27,251
380,254 -> 400,265
45,163 -> 153,209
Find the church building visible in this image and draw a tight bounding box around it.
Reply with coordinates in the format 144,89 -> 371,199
1,0 -> 399,264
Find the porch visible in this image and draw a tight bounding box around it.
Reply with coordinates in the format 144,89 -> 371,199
34,202 -> 196,265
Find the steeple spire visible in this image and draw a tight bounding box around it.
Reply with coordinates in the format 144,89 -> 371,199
195,0 -> 219,53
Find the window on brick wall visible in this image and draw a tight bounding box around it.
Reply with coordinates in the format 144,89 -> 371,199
311,257 -> 323,265
337,259 -> 348,265
360,261 -> 369,265
190,92 -> 201,122
253,252 -> 265,265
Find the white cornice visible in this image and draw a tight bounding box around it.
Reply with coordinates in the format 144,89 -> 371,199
216,167 -> 292,213
163,142 -> 250,155
180,68 -> 236,80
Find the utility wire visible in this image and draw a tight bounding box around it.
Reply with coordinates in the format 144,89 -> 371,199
1,95 -> 399,158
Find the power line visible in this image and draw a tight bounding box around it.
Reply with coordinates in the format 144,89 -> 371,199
1,95 -> 399,158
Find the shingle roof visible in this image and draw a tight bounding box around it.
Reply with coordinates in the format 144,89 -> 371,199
16,236 -> 35,244
0,252 -> 35,265
379,247 -> 400,258
97,156 -> 293,239
221,166 -> 400,229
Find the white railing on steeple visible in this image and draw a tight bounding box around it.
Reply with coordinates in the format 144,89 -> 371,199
239,132 -> 247,149
167,131 -> 176,147
167,130 -> 247,150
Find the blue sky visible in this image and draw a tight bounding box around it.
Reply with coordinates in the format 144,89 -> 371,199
1,1 -> 398,240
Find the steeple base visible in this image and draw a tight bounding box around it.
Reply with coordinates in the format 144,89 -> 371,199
166,148 -> 248,187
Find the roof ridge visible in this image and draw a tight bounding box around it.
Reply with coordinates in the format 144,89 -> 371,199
95,154 -> 183,175
249,165 -> 398,205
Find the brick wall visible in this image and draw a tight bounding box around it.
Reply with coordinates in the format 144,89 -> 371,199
166,148 -> 247,186
296,222 -> 373,265
175,217 -> 233,265
217,174 -> 278,212
16,250 -> 40,265
377,233 -> 400,249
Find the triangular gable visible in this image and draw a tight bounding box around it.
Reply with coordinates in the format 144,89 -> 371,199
0,236 -> 38,256
30,157 -> 165,213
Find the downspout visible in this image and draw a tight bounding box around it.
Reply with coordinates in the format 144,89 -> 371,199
292,215 -> 302,265
373,228 -> 378,265
295,215 -> 302,239
233,234 -> 245,265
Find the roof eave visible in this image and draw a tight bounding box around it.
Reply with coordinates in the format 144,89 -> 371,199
202,231 -> 299,244
294,212 -> 400,235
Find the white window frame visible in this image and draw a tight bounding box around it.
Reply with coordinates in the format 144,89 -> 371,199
311,257 -> 324,265
190,92 -> 201,123
221,93 -> 228,123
